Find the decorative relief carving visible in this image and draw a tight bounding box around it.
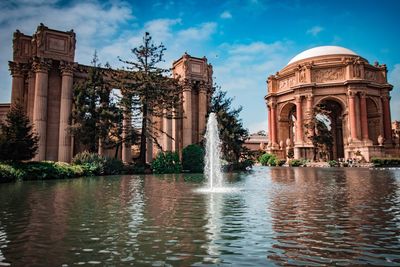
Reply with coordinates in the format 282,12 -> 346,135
278,76 -> 295,90
59,61 -> 75,75
8,61 -> 24,76
312,68 -> 344,83
365,70 -> 377,81
32,57 -> 52,73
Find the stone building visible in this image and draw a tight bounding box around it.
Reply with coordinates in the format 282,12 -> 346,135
6,24 -> 212,163
265,46 -> 399,161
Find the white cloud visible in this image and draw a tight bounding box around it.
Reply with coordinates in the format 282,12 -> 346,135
220,11 -> 232,19
213,40 -> 292,133
306,26 -> 324,36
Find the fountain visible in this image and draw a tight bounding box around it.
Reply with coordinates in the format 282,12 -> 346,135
204,113 -> 224,190
197,113 -> 236,193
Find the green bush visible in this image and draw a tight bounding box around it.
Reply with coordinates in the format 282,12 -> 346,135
328,160 -> 338,167
267,155 -> 278,166
289,159 -> 303,167
151,151 -> 182,174
0,164 -> 24,183
259,153 -> 273,166
72,151 -> 124,175
371,157 -> 400,167
182,144 -> 204,173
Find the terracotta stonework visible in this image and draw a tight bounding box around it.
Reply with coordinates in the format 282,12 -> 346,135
6,25 -> 212,163
265,46 -> 399,161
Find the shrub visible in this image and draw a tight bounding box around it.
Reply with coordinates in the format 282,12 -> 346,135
328,160 -> 338,167
72,151 -> 124,175
0,164 -> 24,183
371,157 -> 400,167
267,155 -> 278,166
151,151 -> 182,174
259,153 -> 273,166
182,144 -> 204,173
289,159 -> 303,167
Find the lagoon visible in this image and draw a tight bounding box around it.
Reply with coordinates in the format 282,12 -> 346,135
0,167 -> 400,266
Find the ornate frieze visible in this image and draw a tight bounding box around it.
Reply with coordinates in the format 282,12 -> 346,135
312,67 -> 344,83
364,70 -> 377,81
278,76 -> 296,90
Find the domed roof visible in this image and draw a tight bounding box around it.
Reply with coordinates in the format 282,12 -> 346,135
287,46 -> 358,65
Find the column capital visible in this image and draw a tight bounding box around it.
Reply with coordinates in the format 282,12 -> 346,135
306,93 -> 313,100
60,61 -> 75,76
294,95 -> 302,103
359,91 -> 367,98
8,61 -> 24,77
381,93 -> 390,101
347,90 -> 357,98
32,57 -> 52,73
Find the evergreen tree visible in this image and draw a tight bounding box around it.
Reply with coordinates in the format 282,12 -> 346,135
209,89 -> 249,164
0,102 -> 38,161
114,32 -> 182,164
70,51 -> 123,153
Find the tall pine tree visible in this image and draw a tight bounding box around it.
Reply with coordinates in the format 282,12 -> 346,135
114,32 -> 182,164
0,102 -> 38,161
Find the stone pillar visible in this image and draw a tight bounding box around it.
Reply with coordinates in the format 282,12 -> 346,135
146,135 -> 153,163
27,71 -> 36,121
306,94 -> 314,140
267,104 -> 272,146
198,83 -> 208,141
270,100 -> 278,147
58,61 -> 74,162
295,96 -> 303,143
122,111 -> 131,163
347,91 -> 358,142
9,61 -> 25,105
359,92 -> 369,141
163,111 -> 173,151
172,107 -> 179,152
32,58 -> 51,161
382,94 -> 392,144
182,82 -> 192,148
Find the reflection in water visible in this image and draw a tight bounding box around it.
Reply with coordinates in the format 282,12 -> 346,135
0,168 -> 399,266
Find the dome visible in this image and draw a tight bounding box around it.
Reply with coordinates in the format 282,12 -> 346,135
287,46 -> 358,65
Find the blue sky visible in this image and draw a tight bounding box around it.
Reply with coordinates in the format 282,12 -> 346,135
0,0 -> 399,132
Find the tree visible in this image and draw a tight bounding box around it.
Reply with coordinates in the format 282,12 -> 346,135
70,51 -> 123,154
209,89 -> 249,165
0,102 -> 38,161
304,103 -> 333,161
114,32 -> 182,164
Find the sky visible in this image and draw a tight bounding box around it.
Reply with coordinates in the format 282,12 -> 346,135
0,0 -> 399,133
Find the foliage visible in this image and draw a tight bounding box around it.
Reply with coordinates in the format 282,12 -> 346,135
259,153 -> 273,166
209,89 -> 250,165
182,144 -> 204,173
371,157 -> 400,167
0,164 -> 24,183
72,151 -> 124,175
151,151 -> 182,174
289,159 -> 304,167
0,102 -> 38,161
267,155 -> 279,166
114,32 -> 183,164
70,51 -> 124,153
328,160 -> 339,167
226,158 -> 254,171
304,103 -> 333,161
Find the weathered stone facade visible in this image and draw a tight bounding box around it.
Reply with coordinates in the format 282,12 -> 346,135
7,24 -> 212,163
265,46 -> 399,161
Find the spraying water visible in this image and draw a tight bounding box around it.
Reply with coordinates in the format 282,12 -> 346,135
204,113 -> 225,190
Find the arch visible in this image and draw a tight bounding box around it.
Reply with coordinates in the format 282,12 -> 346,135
314,95 -> 346,115
278,102 -> 296,148
367,97 -> 380,144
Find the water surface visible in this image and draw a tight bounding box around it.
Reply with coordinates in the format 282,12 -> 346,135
0,167 -> 400,266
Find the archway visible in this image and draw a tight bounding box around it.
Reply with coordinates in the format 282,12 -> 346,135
278,103 -> 296,149
314,99 -> 344,160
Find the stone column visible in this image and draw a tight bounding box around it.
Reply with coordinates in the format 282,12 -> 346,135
295,96 -> 303,143
163,111 -> 172,151
359,92 -> 369,141
122,111 -> 131,163
267,104 -> 272,146
32,58 -> 51,161
27,71 -> 36,121
9,61 -> 25,105
182,82 -> 192,148
198,83 -> 208,141
58,61 -> 74,162
270,100 -> 278,147
347,91 -> 358,142
172,107 -> 179,152
382,94 -> 392,144
306,94 -> 314,140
